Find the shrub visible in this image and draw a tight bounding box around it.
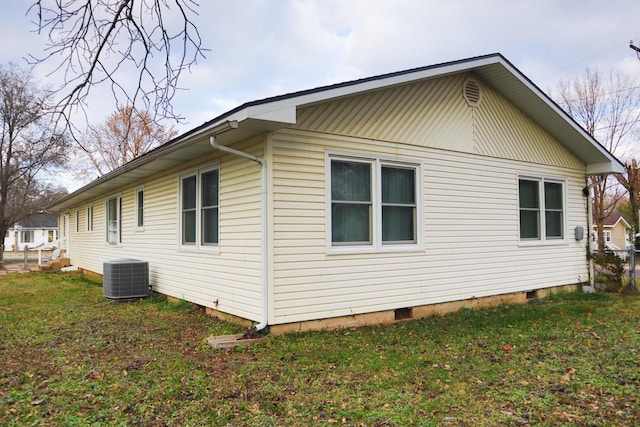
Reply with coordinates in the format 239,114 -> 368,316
592,250 -> 624,292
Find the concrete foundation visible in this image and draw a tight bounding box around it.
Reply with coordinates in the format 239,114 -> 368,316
63,268 -> 582,336
268,285 -> 580,336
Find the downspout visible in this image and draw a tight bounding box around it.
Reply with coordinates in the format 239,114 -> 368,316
209,133 -> 269,332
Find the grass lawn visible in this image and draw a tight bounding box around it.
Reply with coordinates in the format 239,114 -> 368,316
1,273 -> 639,426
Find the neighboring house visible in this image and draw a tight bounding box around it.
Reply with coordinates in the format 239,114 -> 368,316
3,212 -> 59,253
48,54 -> 624,334
594,210 -> 630,252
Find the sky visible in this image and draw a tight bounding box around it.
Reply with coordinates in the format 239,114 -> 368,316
1,0 -> 640,190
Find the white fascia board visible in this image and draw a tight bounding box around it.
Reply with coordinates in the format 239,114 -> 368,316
223,57 -> 502,127
493,58 -> 624,175
243,103 -> 297,124
587,162 -> 626,175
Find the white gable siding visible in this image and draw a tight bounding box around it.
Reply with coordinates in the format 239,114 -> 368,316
296,74 -> 474,154
473,79 -> 585,169
295,73 -> 582,171
270,129 -> 588,324
64,142 -> 265,321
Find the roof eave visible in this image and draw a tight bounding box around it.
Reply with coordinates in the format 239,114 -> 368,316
49,53 -> 625,211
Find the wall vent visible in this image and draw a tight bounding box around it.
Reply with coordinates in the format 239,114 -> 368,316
103,259 -> 149,300
394,307 -> 413,321
463,78 -> 482,107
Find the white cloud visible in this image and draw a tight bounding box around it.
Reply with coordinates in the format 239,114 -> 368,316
1,0 -> 640,168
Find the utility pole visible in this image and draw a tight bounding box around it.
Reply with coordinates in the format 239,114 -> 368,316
631,40 -> 640,56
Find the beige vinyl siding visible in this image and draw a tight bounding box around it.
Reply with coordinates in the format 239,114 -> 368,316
296,74 -> 474,154
609,222 -> 629,249
270,128 -> 588,324
296,73 -> 582,171
65,141 -> 265,322
473,79 -> 584,169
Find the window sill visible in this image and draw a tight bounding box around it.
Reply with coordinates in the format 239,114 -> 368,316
518,239 -> 568,247
327,244 -> 424,256
178,245 -> 220,254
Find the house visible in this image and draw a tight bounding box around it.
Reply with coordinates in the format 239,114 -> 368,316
48,53 -> 624,334
594,210 -> 630,252
3,212 -> 58,253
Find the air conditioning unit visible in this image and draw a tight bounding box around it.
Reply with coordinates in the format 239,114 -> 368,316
103,259 -> 149,300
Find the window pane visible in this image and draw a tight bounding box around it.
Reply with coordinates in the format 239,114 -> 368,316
201,170 -> 219,245
331,160 -> 371,202
544,182 -> 562,210
545,211 -> 563,238
519,180 -> 539,208
382,167 -> 415,204
137,190 -> 144,227
331,160 -> 372,245
87,206 -> 93,231
332,203 -> 370,243
520,210 -> 540,239
107,197 -> 119,244
382,206 -> 415,242
182,211 -> 196,244
182,175 -> 196,209
202,170 -> 219,207
202,207 -> 219,244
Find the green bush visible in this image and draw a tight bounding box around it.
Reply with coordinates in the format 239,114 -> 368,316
592,250 -> 625,292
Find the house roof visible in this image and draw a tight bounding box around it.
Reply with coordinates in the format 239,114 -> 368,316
49,53 -> 625,212
15,212 -> 58,228
601,210 -> 631,229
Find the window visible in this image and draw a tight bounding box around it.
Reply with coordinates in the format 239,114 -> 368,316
518,177 -> 565,242
331,160 -> 372,244
48,230 -> 55,242
135,187 -> 144,228
382,165 -> 417,243
21,230 -> 34,243
604,231 -> 612,243
87,206 -> 93,231
179,165 -> 219,249
106,195 -> 121,245
76,210 -> 80,232
329,154 -> 420,251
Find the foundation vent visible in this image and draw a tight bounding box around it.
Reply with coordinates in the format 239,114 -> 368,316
463,78 -> 482,107
394,307 -> 413,321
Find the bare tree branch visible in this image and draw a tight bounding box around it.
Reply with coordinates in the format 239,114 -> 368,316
27,1 -> 207,135
77,106 -> 177,177
0,63 -> 69,267
554,67 -> 640,251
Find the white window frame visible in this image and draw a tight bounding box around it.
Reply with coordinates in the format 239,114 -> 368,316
517,175 -> 567,246
105,194 -> 122,246
326,151 -> 423,254
21,230 -> 34,244
604,230 -> 612,243
178,162 -> 220,252
87,205 -> 93,231
135,186 -> 145,230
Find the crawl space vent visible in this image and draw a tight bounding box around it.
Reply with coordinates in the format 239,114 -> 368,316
103,259 -> 149,300
463,78 -> 482,107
